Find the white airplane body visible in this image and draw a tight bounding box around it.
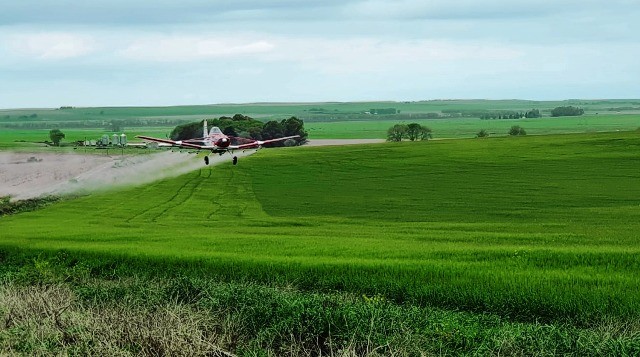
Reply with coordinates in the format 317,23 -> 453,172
136,120 -> 299,165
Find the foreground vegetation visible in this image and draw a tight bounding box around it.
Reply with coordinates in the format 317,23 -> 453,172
1,254 -> 638,355
1,131 -> 640,354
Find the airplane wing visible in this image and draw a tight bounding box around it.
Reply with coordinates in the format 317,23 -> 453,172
232,135 -> 300,149
136,135 -> 204,150
137,134 -> 301,151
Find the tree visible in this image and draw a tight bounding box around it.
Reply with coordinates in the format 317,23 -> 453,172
418,126 -> 433,140
551,106 -> 584,117
232,113 -> 251,121
170,121 -> 204,140
108,119 -> 124,132
222,126 -> 237,137
247,126 -> 263,140
508,125 -> 526,136
476,129 -> 489,138
280,116 -> 308,144
387,124 -> 408,142
406,123 -> 421,141
49,129 -> 65,146
525,109 -> 541,118
261,120 -> 284,140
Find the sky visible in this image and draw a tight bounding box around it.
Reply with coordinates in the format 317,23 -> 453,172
0,0 -> 638,108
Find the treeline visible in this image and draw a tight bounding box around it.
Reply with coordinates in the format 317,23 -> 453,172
479,109 -> 541,120
442,109 -> 541,119
368,108 -> 399,115
171,114 -> 308,146
551,106 -> 584,117
386,123 -> 432,142
1,118 -> 195,130
299,112 -> 442,122
1,114 -> 39,121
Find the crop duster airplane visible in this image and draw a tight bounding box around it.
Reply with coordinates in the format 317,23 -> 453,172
136,120 -> 299,165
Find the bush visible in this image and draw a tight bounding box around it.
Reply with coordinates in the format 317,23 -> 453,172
476,129 -> 489,138
508,126 -> 526,136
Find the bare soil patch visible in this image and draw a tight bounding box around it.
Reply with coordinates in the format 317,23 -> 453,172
0,150 -> 253,200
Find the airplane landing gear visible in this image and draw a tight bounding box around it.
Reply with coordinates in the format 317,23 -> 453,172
204,156 -> 209,165
232,156 -> 238,165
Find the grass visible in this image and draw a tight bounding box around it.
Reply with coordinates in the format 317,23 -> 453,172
2,99 -> 640,144
1,114 -> 639,147
3,276 -> 637,356
306,114 -> 640,139
1,131 -> 640,330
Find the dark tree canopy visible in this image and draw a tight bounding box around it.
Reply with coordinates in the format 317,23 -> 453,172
476,129 -> 489,138
281,117 -> 308,140
387,124 -> 408,142
551,106 -> 584,117
261,120 -> 284,140
170,121 -> 204,140
169,115 -> 307,146
509,125 -> 527,136
525,109 -> 541,118
49,129 -> 65,146
388,123 -> 431,142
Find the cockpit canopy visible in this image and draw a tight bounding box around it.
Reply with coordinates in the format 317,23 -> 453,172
209,127 -> 223,135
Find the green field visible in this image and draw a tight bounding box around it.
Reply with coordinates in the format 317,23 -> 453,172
2,103 -> 640,354
2,99 -> 640,144
306,114 -> 640,139
2,132 -> 640,323
2,114 -> 640,146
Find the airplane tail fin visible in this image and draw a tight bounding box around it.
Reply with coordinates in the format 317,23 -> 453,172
203,119 -> 209,137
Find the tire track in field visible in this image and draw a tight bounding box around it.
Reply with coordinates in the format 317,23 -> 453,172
149,169 -> 206,222
153,168 -> 213,221
206,169 -> 233,220
125,170 -> 201,223
205,168 -> 254,219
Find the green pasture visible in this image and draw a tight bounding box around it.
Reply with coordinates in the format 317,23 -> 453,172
0,127 -> 171,143
307,114 -> 640,139
0,127 -> 173,151
2,131 -> 640,324
2,99 -> 640,128
1,114 -> 639,147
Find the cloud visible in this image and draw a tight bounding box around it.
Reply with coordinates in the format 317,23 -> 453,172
120,35 -> 275,62
256,37 -> 523,75
0,0 -> 349,25
344,0 -> 640,21
0,1 -> 639,107
4,32 -> 96,60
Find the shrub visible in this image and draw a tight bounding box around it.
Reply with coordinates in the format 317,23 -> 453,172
508,126 -> 526,136
476,129 -> 489,138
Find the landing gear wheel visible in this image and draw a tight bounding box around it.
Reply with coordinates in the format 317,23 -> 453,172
232,156 -> 238,165
204,156 -> 209,165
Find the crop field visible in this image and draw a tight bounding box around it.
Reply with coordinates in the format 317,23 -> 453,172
2,107 -> 640,353
2,99 -> 639,145
306,114 -> 640,139
2,114 -> 640,147
2,131 -> 640,319
0,127 -> 172,149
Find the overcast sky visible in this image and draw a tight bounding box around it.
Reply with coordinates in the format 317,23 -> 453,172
1,0 -> 638,108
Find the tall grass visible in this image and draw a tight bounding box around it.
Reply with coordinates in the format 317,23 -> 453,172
1,255 -> 638,356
